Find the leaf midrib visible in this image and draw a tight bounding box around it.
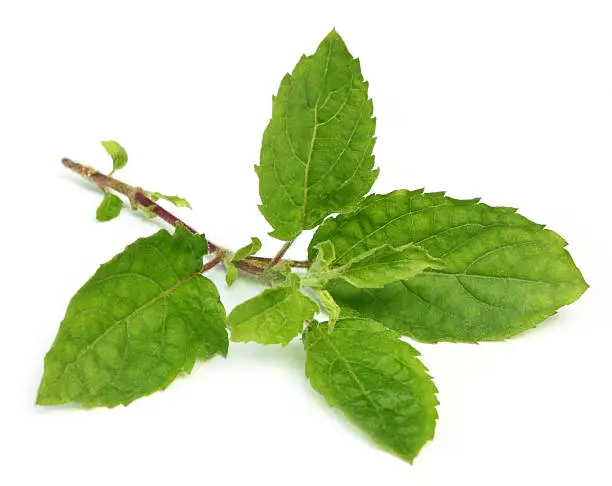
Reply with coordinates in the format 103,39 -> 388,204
421,271 -> 574,286
51,272 -> 201,389
322,332 -> 383,419
300,101 -> 319,229
299,39 -> 333,230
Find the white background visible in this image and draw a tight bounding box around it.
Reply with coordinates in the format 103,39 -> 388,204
1,1 -> 611,484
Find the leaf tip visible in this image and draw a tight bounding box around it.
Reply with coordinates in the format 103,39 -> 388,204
325,27 -> 342,41
101,140 -> 128,171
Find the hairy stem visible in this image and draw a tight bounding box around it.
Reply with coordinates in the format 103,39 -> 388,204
201,255 -> 223,272
250,255 -> 310,268
61,158 -> 310,275
270,240 -> 294,267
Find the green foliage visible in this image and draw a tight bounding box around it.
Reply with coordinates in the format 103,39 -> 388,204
37,225 -> 227,407
283,272 -> 302,290
308,240 -> 336,280
225,237 -> 262,287
47,30 -> 588,464
148,191 -> 192,209
257,29 -> 378,241
312,242 -> 443,289
304,318 -> 438,463
232,237 -> 262,262
312,289 -> 340,329
225,263 -> 239,287
309,190 -> 588,342
101,140 -> 128,173
228,287 -> 318,346
96,193 -> 123,222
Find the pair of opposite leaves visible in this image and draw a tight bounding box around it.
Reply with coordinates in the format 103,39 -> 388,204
38,30 -> 587,463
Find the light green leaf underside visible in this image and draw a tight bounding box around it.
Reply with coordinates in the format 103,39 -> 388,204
101,140 -> 128,172
309,190 -> 588,342
313,289 -> 341,330
331,243 -> 443,288
309,240 -> 336,277
304,318 -> 438,463
37,225 -> 228,407
225,263 -> 238,287
148,192 -> 192,209
232,237 -> 262,262
283,272 -> 302,290
257,29 -> 378,241
228,287 -> 318,346
96,193 -> 123,222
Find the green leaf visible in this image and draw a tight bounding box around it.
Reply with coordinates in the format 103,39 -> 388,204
96,193 -> 123,222
304,318 -> 438,463
313,289 -> 340,329
257,29 -> 378,241
228,287 -> 318,346
283,272 -> 302,290
225,263 -> 238,287
232,237 -> 262,262
309,189 -> 588,342
101,140 -> 128,173
318,243 -> 443,289
142,206 -> 157,219
309,240 -> 336,278
37,225 -> 228,407
149,192 -> 192,209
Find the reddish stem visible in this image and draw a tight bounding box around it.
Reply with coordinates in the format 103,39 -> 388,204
201,255 -> 223,272
269,240 -> 293,267
61,158 -> 309,275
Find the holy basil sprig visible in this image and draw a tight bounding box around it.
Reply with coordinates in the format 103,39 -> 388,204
41,29 -> 587,464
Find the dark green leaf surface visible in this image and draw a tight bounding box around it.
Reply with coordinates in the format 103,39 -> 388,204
96,193 -> 123,222
309,190 -> 588,342
101,140 -> 128,172
228,287 -> 318,346
37,225 -> 228,407
304,318 -> 438,463
257,30 -> 378,240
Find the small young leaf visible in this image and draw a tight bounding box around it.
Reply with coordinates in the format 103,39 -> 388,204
309,190 -> 588,342
142,206 -> 157,219
283,272 -> 302,290
96,193 -> 123,222
225,262 -> 238,287
304,318 -> 438,463
37,225 -> 228,407
232,237 -> 262,262
257,29 -> 378,241
149,192 -> 192,209
228,287 -> 318,346
101,140 -> 128,173
309,240 -> 336,278
313,289 -> 340,329
320,243 -> 443,288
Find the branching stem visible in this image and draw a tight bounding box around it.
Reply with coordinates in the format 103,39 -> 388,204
270,240 -> 294,268
62,158 -> 310,277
